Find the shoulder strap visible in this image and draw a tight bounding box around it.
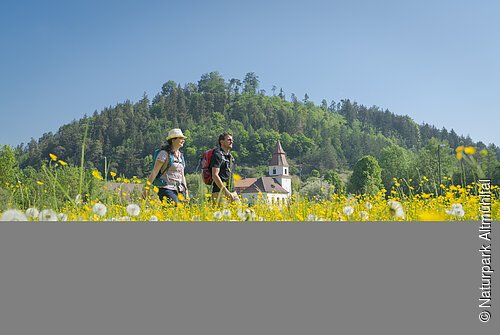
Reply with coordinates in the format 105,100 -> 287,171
163,152 -> 185,171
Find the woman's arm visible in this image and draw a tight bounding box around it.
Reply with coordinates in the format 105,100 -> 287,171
143,158 -> 165,198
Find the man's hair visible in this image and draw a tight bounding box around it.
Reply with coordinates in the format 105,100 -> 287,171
218,132 -> 233,146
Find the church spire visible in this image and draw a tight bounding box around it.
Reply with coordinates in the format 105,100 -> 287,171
268,141 -> 289,167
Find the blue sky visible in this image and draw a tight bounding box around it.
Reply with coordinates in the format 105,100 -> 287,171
1,0 -> 499,148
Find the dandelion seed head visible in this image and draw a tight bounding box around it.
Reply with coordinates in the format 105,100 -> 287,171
222,209 -> 231,217
365,202 -> 373,210
25,208 -> 39,219
394,207 -> 405,219
360,211 -> 369,220
343,206 -> 354,216
446,203 -> 465,217
213,211 -> 223,219
39,209 -> 58,221
1,209 -> 28,221
307,214 -> 318,221
126,204 -> 141,217
58,213 -> 68,221
92,203 -> 107,216
149,215 -> 159,221
388,200 -> 405,219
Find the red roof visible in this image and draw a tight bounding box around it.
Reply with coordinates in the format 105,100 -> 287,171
241,177 -> 288,194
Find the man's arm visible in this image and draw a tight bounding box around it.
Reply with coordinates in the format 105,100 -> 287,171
212,166 -> 238,201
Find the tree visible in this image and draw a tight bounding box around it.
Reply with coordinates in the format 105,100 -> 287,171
243,72 -> 259,94
379,145 -> 414,190
198,71 -> 225,94
278,88 -> 285,100
324,169 -> 346,194
347,155 -> 383,195
0,145 -> 18,188
161,80 -> 177,96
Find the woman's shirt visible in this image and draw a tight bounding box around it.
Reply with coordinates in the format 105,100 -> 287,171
156,150 -> 185,192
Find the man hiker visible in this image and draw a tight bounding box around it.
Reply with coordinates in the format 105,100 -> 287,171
211,132 -> 239,204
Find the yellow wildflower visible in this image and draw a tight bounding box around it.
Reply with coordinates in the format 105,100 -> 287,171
418,211 -> 446,221
110,171 -> 117,178
92,170 -> 103,180
36,181 -> 44,185
49,153 -> 58,161
464,146 -> 476,155
58,160 -> 68,166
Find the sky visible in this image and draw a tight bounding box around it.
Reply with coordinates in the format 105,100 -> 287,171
1,0 -> 499,148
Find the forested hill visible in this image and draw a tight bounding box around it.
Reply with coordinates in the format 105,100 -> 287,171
14,72 -> 499,180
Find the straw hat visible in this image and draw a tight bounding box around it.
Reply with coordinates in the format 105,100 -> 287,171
166,128 -> 186,140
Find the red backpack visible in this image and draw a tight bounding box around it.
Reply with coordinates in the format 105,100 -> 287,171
200,148 -> 216,185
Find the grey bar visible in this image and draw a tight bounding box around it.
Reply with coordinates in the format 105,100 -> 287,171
0,222 -> 497,335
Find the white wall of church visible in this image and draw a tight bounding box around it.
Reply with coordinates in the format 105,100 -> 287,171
269,165 -> 288,176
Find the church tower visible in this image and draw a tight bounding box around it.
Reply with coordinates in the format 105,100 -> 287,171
268,141 -> 292,197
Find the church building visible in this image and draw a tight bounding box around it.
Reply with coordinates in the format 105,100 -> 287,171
234,141 -> 292,204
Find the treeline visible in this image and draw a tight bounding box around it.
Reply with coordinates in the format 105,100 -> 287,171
10,71 -> 500,190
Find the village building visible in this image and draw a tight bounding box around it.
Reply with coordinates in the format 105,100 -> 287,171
234,141 -> 292,204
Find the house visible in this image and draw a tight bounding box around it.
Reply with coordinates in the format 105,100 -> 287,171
234,141 -> 292,204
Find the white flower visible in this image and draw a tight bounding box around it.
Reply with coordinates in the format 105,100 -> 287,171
213,211 -> 223,219
394,208 -> 405,219
126,204 -> 141,217
58,213 -> 68,221
222,209 -> 232,217
149,215 -> 159,221
92,203 -> 107,216
365,202 -> 373,210
112,216 -> 130,221
307,214 -> 319,221
75,194 -> 82,205
238,209 -> 255,221
343,206 -> 354,216
39,209 -> 58,221
25,208 -> 39,219
360,211 -> 369,220
1,209 -> 28,221
388,200 -> 405,219
446,203 -> 465,217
